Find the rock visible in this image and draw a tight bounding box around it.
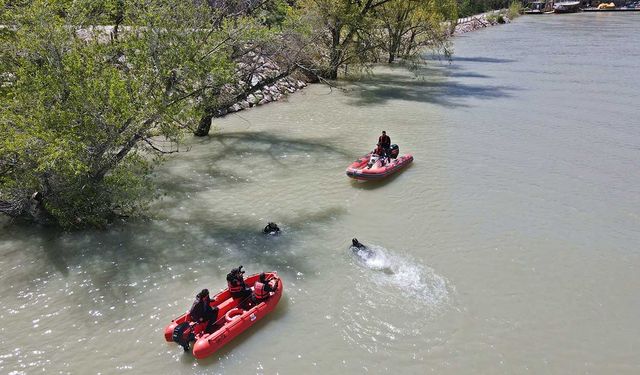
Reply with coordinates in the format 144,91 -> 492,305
240,100 -> 250,109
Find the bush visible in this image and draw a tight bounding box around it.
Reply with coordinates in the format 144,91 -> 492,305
508,1 -> 523,19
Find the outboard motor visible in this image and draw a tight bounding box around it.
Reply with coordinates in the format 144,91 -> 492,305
389,144 -> 399,159
172,322 -> 195,352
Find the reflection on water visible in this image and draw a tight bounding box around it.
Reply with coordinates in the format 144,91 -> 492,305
2,13 -> 640,374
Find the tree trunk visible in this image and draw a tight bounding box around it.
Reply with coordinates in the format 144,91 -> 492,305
194,114 -> 213,137
327,27 -> 342,80
193,68 -> 294,136
0,195 -> 53,224
388,36 -> 399,63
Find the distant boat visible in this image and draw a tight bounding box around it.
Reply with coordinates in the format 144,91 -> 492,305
524,1 -> 554,14
553,1 -> 581,13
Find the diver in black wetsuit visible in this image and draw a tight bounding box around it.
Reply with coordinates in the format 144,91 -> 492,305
352,238 -> 366,249
350,238 -> 374,260
263,222 -> 280,235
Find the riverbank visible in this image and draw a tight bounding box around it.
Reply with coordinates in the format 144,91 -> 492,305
454,10 -> 518,35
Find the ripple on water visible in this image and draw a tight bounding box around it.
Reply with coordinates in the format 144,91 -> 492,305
339,245 -> 455,353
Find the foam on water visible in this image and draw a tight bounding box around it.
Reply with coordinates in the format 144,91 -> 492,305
339,244 -> 455,353
352,244 -> 452,309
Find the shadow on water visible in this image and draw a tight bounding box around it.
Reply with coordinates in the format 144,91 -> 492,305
344,58 -> 517,108
155,131 -> 351,194
450,56 -> 516,64
0,203 -> 344,303
0,129 -> 352,306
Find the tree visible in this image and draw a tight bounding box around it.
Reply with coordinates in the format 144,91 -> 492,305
377,0 -> 457,64
0,0 -> 238,227
193,0 -> 316,136
296,0 -> 395,79
295,0 -> 457,79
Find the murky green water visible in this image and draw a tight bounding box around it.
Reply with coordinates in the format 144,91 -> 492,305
1,13 -> 639,374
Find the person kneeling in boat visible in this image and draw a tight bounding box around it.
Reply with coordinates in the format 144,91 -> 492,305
227,266 -> 252,300
252,272 -> 279,304
189,289 -> 219,332
372,143 -> 388,166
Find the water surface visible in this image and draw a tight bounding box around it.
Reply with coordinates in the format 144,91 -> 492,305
1,13 -> 639,374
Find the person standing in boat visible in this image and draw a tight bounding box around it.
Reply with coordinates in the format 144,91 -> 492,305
227,266 -> 251,300
189,289 -> 219,331
378,131 -> 391,153
252,272 -> 279,303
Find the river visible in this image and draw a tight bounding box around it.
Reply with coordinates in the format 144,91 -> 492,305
1,13 -> 639,375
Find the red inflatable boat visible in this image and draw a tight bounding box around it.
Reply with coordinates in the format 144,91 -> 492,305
164,272 -> 283,359
346,145 -> 413,181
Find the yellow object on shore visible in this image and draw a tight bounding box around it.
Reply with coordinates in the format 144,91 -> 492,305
597,2 -> 616,9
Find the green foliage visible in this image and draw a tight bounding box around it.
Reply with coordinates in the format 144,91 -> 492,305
256,0 -> 292,28
376,0 -> 457,64
296,0 -> 458,78
0,0 -> 244,227
458,0 -> 513,17
507,1 -> 523,19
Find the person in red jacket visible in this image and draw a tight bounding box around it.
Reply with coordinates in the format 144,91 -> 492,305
378,131 -> 391,151
252,273 -> 279,303
373,143 -> 386,157
227,266 -> 251,300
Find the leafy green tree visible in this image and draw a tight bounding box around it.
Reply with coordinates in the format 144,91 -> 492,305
295,0 -> 457,79
377,0 -> 457,64
457,0 -> 512,17
0,0 -> 238,227
296,0 -> 395,79
193,1 -> 316,136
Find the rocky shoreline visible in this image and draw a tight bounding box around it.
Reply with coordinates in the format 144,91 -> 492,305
453,10 -> 514,36
216,57 -> 308,117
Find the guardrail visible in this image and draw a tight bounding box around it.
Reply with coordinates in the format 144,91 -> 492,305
456,10 -> 501,24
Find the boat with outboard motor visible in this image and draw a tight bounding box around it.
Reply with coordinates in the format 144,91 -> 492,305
346,144 -> 413,181
164,272 -> 283,359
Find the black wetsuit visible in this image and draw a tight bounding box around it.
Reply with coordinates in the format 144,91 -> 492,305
378,134 -> 391,152
189,296 -> 218,330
